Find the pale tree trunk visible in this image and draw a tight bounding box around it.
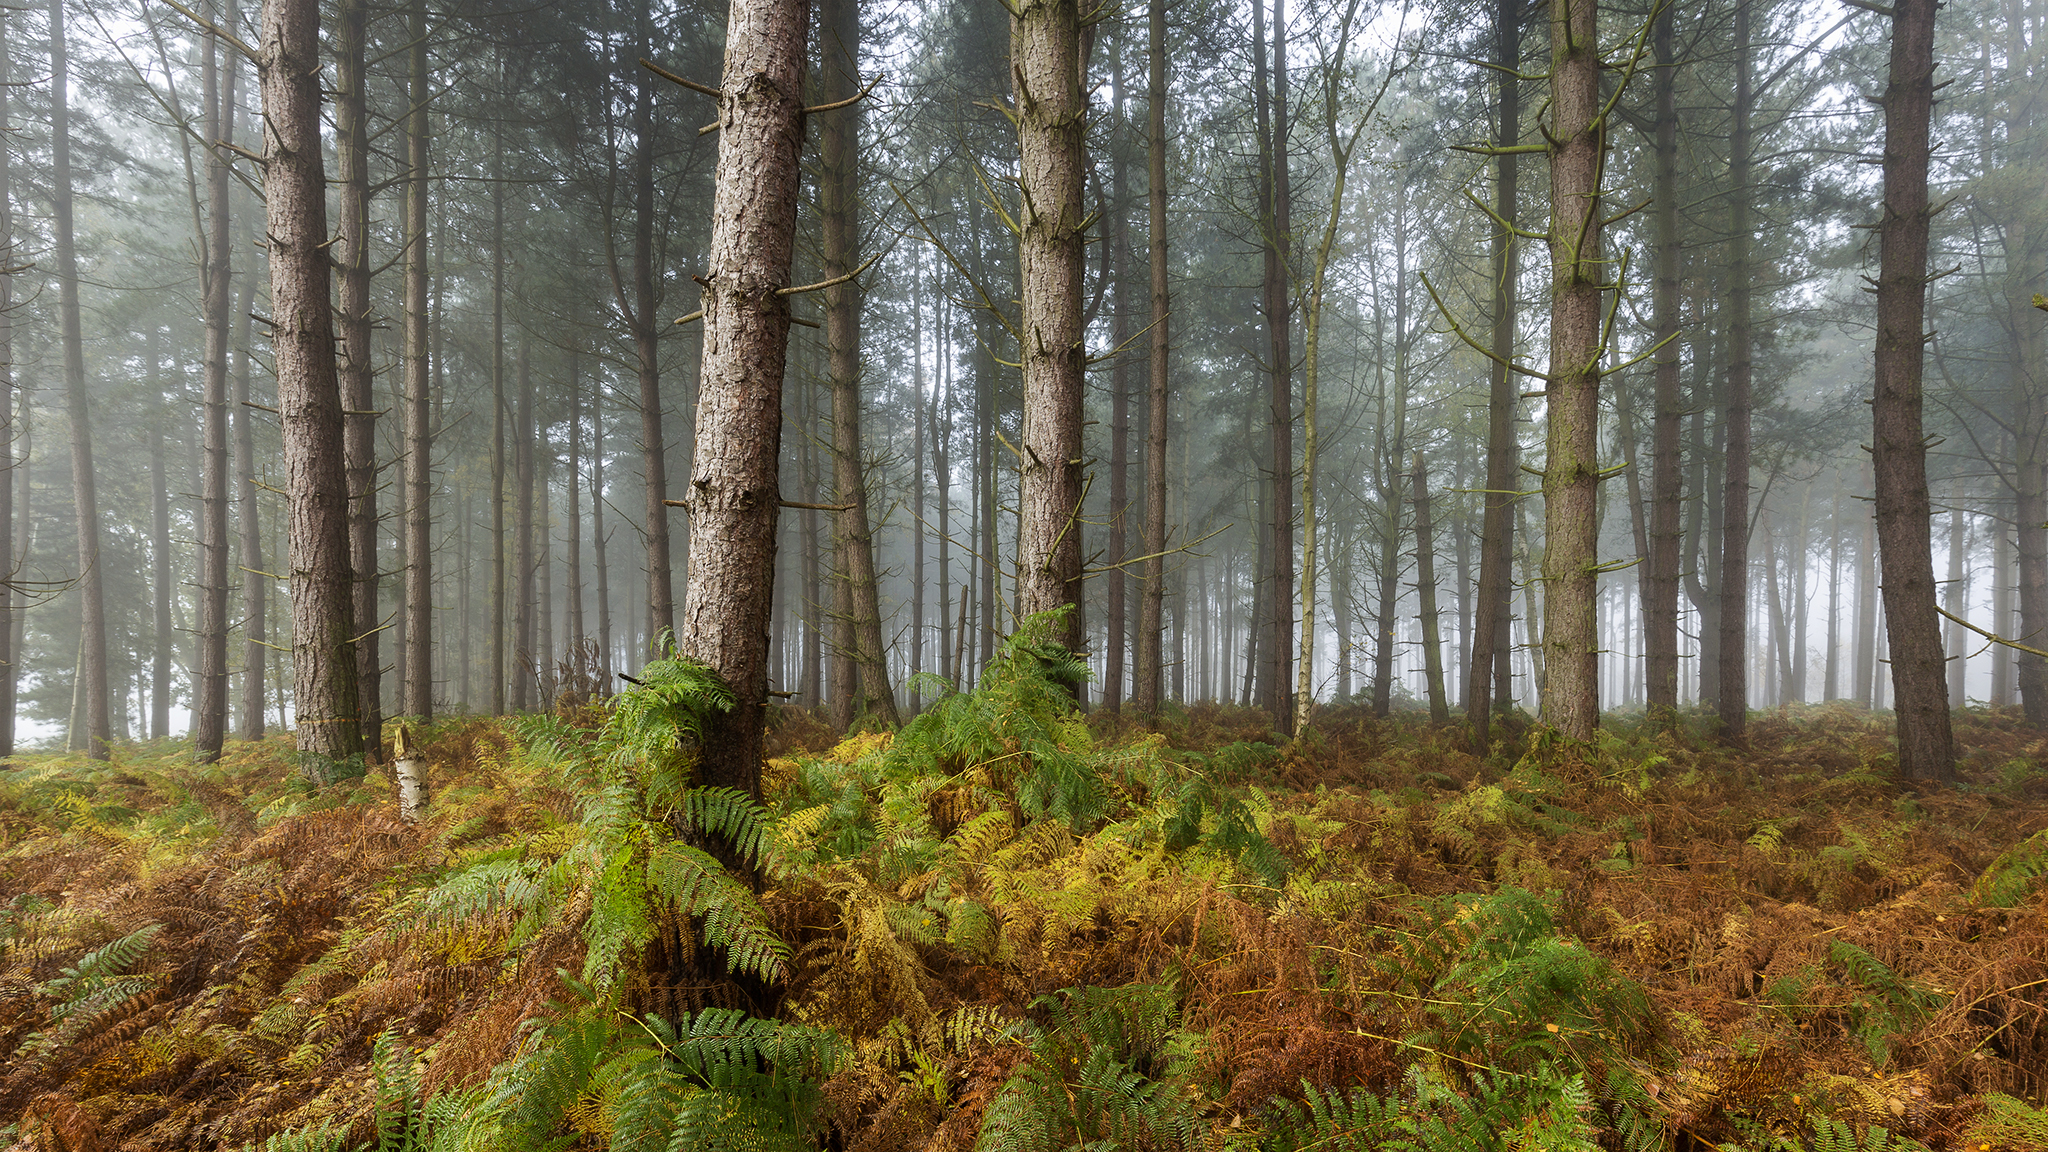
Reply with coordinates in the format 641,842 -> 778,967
819,0 -> 897,728
491,114 -> 507,710
0,6 -> 13,758
1468,0 -> 1520,744
194,11 -> 235,759
514,341 -> 535,708
1105,51 -> 1130,713
1871,0 -> 1954,781
1718,0 -> 1753,740
1414,452 -> 1449,723
51,0 -> 111,760
1946,485 -> 1967,710
677,0 -> 808,800
335,0 -> 381,756
1825,472 -> 1843,699
1011,0 -> 1088,653
1132,0 -> 1168,718
235,198 -> 266,740
1538,0 -> 1605,741
1855,463 -> 1879,706
260,0 -> 364,772
402,0 -> 432,717
1643,0 -> 1682,721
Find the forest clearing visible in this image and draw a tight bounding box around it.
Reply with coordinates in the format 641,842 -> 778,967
3,637 -> 2047,1152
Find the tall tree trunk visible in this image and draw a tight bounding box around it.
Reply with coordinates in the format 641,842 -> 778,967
677,0 -> 808,800
50,0 -> 111,760
335,0 -> 382,755
150,399 -> 171,740
1468,0 -> 1520,743
819,0 -> 898,727
1718,0 -> 1754,740
0,6 -> 14,759
1856,462 -> 1879,706
1994,504 -> 2014,706
1105,50 -> 1130,712
491,113 -> 508,711
594,401 -> 614,683
1253,0 -> 1294,727
1133,0 -> 1169,718
1643,0 -> 1682,722
193,9 -> 235,758
1538,0 -> 1605,741
1946,486 -> 1967,710
1011,0 -> 1088,654
1414,452 -> 1449,723
568,351 -> 586,668
402,0 -> 432,717
1870,0 -> 1954,781
514,340 -> 536,708
910,255 -> 926,709
634,9 -> 675,655
235,185 -> 266,740
1826,471 -> 1843,700
259,0 -> 363,771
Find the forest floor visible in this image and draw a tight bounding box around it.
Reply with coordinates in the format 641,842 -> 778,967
3,655 -> 2048,1151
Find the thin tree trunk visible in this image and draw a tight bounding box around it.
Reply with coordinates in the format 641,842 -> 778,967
1012,0 -> 1088,655
819,0 -> 897,726
150,393 -> 171,741
1105,50 -> 1130,712
260,0 -> 364,771
568,351 -> 586,668
1870,0 -> 1955,780
514,339 -> 536,708
634,9 -> 675,655
335,0 -> 382,755
595,401 -> 614,684
1826,471 -> 1843,700
1994,504 -> 2014,705
1253,0 -> 1294,727
1538,0 -> 1605,741
1133,0 -> 1170,718
491,112 -> 508,712
677,0 -> 808,801
1414,452 -> 1448,723
1946,484 -> 1967,710
0,7 -> 14,759
402,0 -> 432,717
194,8 -> 235,758
51,0 -> 110,760
1468,0 -> 1520,743
1718,0 -> 1754,739
235,181 -> 265,740
1856,462 -> 1879,706
1646,0 -> 1682,719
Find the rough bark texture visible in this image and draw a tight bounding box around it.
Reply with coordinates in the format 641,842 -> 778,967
1105,53 -> 1131,713
1132,0 -> 1169,718
1644,0 -> 1682,722
1011,0 -> 1088,651
194,19 -> 235,760
678,0 -> 808,801
0,9 -> 13,759
260,0 -> 364,770
1539,0 -> 1605,742
335,0 -> 381,756
819,0 -> 898,728
402,0 -> 433,718
1871,0 -> 1955,782
235,200 -> 266,740
1253,0 -> 1294,727
1468,0 -> 1520,742
1414,453 -> 1449,724
50,0 -> 111,761
1718,0 -> 1753,741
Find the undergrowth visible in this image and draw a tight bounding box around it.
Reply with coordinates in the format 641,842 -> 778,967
2,632 -> 2046,1151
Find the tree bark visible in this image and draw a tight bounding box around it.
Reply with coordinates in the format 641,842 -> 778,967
1468,0 -> 1520,744
334,0 -> 382,755
678,0 -> 809,800
1718,0 -> 1754,741
514,340 -> 536,708
1538,0 -> 1606,742
192,9 -> 235,759
634,8 -> 676,656
235,185 -> 266,740
1133,0 -> 1169,718
819,0 -> 898,728
1253,0 -> 1295,727
1643,0 -> 1682,722
1870,0 -> 1955,782
491,113 -> 508,711
50,0 -> 111,760
401,0 -> 433,718
1414,452 -> 1449,723
1105,49 -> 1131,713
0,7 -> 14,759
260,0 -> 364,771
1855,461 -> 1879,706
1011,0 -> 1088,654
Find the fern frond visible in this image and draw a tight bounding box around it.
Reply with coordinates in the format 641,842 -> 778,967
1974,827 -> 2048,907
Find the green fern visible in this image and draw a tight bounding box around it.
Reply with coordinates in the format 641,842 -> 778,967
1825,940 -> 1942,1067
19,922 -> 162,1057
239,1121 -> 352,1152
1974,826 -> 2048,907
976,981 -> 1200,1152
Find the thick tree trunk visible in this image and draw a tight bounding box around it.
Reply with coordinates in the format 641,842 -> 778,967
1538,0 -> 1605,741
335,0 -> 381,756
51,0 -> 111,760
1718,0 -> 1754,740
677,0 -> 808,800
260,0 -> 364,771
194,15 -> 235,759
402,0 -> 433,718
1870,0 -> 1954,781
1468,0 -> 1520,744
819,0 -> 898,728
1011,0 -> 1088,653
1132,0 -> 1169,718
1644,0 -> 1682,722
